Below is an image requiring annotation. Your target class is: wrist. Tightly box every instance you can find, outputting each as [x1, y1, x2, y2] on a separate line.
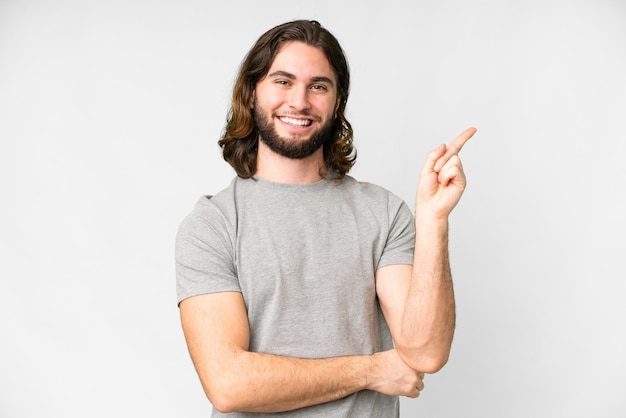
[414, 213, 449, 257]
[415, 212, 449, 234]
[414, 203, 450, 222]
[362, 354, 376, 391]
[363, 351, 388, 392]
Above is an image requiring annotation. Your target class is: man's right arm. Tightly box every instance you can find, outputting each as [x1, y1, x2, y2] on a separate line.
[179, 292, 424, 414]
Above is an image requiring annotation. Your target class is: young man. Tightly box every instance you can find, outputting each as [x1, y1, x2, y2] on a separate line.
[176, 20, 475, 417]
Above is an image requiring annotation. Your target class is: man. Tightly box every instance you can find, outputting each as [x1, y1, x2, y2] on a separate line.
[176, 20, 475, 417]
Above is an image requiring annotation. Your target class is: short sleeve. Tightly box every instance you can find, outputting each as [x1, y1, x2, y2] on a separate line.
[175, 198, 241, 305]
[377, 196, 415, 269]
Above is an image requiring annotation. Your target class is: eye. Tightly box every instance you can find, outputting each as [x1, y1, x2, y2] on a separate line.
[311, 84, 328, 91]
[275, 79, 290, 86]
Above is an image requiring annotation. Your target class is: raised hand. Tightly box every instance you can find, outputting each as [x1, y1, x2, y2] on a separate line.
[416, 127, 476, 220]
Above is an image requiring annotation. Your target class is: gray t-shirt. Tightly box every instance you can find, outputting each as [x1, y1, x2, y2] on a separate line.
[176, 175, 415, 417]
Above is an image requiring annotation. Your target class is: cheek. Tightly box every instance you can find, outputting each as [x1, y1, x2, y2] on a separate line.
[260, 94, 287, 112]
[318, 98, 338, 118]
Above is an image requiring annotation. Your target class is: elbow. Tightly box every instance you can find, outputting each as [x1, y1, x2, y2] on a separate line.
[407, 355, 449, 375]
[202, 374, 248, 413]
[205, 384, 243, 414]
[209, 394, 238, 415]
[419, 356, 449, 374]
[396, 344, 451, 374]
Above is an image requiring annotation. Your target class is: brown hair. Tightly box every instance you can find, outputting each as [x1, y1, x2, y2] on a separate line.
[218, 20, 356, 178]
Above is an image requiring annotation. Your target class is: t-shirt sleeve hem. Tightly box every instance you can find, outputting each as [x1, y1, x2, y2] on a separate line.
[177, 287, 243, 306]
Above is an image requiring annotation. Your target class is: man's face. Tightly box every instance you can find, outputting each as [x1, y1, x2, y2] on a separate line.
[252, 41, 340, 159]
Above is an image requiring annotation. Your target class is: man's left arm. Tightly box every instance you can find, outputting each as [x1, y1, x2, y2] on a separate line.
[376, 127, 476, 373]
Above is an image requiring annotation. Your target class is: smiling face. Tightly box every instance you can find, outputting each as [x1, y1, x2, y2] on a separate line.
[252, 41, 340, 160]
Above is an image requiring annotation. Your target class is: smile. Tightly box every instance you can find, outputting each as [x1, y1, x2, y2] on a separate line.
[278, 116, 313, 127]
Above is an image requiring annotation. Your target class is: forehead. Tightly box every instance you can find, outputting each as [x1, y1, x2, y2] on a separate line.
[268, 41, 336, 82]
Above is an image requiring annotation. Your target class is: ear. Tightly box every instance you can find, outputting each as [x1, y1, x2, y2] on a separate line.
[250, 88, 256, 109]
[334, 97, 341, 118]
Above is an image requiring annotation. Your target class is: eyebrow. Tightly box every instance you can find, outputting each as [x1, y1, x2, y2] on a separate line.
[268, 70, 335, 86]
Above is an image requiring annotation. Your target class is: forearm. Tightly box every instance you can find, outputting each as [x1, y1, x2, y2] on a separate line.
[202, 349, 370, 413]
[397, 216, 456, 373]
[182, 292, 421, 413]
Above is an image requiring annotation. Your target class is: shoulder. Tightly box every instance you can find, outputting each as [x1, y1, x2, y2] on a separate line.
[180, 177, 252, 221]
[176, 178, 244, 244]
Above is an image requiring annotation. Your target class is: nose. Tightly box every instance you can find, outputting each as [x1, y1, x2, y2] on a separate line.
[287, 85, 311, 112]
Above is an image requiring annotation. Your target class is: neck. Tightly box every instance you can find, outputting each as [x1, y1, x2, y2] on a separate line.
[255, 141, 325, 184]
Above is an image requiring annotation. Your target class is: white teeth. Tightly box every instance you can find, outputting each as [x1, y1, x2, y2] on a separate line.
[280, 116, 312, 127]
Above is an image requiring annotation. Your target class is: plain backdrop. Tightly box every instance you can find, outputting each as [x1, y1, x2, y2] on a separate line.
[1, 0, 625, 417]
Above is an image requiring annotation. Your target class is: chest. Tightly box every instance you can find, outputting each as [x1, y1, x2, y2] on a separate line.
[233, 192, 387, 313]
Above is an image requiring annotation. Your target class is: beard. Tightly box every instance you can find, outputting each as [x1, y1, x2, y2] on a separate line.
[252, 100, 334, 160]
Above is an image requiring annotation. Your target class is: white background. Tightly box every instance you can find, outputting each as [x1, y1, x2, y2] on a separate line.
[1, 0, 625, 417]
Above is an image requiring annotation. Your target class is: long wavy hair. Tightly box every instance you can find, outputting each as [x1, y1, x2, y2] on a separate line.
[218, 20, 356, 179]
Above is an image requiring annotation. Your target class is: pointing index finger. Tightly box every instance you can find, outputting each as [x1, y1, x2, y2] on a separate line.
[449, 127, 477, 154]
[433, 127, 477, 171]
